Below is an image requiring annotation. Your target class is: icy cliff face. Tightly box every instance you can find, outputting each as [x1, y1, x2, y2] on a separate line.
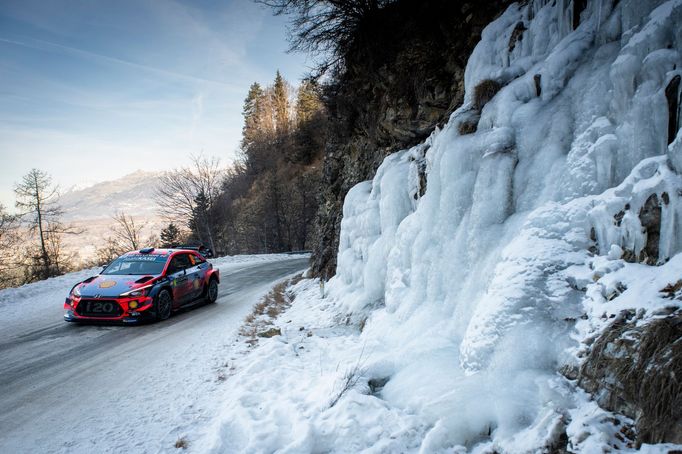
[330, 0, 682, 449]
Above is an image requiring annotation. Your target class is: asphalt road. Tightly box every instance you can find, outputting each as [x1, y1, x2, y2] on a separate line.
[0, 257, 309, 453]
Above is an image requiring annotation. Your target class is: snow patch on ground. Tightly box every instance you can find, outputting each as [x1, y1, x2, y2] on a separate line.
[195, 279, 428, 453]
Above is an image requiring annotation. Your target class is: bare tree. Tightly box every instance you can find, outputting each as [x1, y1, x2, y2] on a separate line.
[258, 0, 392, 75]
[155, 155, 223, 253]
[111, 212, 145, 251]
[0, 204, 21, 288]
[14, 169, 80, 280]
[94, 212, 147, 265]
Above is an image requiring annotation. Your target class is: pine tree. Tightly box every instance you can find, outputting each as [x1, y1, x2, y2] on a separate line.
[191, 190, 216, 253]
[272, 70, 291, 135]
[292, 78, 327, 164]
[242, 82, 264, 119]
[241, 83, 264, 148]
[295, 79, 323, 125]
[160, 222, 181, 248]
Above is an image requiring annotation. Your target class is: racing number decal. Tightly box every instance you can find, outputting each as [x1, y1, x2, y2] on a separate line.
[85, 301, 114, 313]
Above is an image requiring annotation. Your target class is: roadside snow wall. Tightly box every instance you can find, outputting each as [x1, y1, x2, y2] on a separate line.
[329, 0, 682, 450]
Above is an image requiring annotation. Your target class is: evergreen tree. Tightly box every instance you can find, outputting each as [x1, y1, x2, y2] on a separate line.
[272, 70, 291, 135]
[242, 82, 264, 119]
[295, 79, 323, 125]
[241, 82, 265, 152]
[293, 79, 327, 163]
[160, 223, 181, 248]
[190, 190, 216, 252]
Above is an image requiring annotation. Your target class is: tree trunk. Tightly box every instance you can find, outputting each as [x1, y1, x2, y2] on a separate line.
[34, 179, 50, 279]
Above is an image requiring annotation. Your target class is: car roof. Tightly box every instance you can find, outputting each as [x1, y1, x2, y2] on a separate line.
[123, 248, 202, 257]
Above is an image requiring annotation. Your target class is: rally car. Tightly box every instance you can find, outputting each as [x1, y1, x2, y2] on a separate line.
[64, 248, 220, 324]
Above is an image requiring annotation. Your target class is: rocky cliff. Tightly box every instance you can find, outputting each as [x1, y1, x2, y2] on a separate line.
[577, 307, 682, 446]
[312, 0, 512, 278]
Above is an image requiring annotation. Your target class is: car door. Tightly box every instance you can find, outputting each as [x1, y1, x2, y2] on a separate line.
[167, 254, 192, 305]
[184, 253, 204, 301]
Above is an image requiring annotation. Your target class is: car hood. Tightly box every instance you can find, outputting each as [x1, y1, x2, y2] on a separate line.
[77, 274, 161, 298]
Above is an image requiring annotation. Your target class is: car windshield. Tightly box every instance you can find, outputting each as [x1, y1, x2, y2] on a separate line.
[102, 254, 168, 275]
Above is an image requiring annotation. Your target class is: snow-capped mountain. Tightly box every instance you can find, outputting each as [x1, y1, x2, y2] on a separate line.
[58, 170, 162, 220]
[56, 170, 166, 261]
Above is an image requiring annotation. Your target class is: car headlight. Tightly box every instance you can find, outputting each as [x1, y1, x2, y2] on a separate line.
[120, 285, 152, 298]
[72, 285, 82, 297]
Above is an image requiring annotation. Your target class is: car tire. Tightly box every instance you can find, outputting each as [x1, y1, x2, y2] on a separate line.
[206, 279, 218, 303]
[155, 289, 172, 321]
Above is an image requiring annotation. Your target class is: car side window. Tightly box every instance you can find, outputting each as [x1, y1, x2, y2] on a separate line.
[167, 257, 179, 274]
[190, 253, 205, 265]
[168, 254, 191, 274]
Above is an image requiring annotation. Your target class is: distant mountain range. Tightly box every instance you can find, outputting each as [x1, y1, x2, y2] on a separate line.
[57, 170, 168, 262]
[59, 170, 163, 220]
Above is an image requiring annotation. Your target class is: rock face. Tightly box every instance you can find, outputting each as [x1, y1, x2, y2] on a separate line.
[311, 0, 512, 278]
[578, 308, 682, 446]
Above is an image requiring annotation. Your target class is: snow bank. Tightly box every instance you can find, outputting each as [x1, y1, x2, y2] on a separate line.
[200, 0, 682, 451]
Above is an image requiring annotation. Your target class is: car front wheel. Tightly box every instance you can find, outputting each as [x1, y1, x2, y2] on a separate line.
[155, 289, 172, 321]
[207, 279, 218, 303]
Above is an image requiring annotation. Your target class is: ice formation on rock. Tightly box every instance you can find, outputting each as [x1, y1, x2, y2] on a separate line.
[330, 0, 682, 449]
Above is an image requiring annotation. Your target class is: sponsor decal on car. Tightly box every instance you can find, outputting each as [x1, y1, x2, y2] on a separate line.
[123, 255, 163, 261]
[99, 280, 117, 289]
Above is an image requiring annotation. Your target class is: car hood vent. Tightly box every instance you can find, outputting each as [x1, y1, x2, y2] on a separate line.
[135, 275, 155, 284]
[82, 276, 98, 284]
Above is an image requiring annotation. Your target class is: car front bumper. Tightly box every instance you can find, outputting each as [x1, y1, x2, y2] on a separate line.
[64, 296, 154, 324]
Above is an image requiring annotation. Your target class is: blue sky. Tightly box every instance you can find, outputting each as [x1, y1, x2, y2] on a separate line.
[0, 0, 310, 209]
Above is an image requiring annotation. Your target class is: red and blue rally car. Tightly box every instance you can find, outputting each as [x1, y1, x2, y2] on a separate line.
[64, 248, 220, 323]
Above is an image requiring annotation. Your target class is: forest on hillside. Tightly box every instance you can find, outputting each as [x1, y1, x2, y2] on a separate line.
[154, 71, 327, 257]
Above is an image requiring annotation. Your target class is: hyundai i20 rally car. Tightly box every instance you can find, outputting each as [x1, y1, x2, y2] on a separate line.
[64, 248, 220, 323]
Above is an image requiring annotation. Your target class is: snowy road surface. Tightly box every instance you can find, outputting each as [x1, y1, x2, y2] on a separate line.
[0, 257, 309, 453]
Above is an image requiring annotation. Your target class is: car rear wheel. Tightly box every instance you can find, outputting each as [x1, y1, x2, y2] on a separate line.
[207, 279, 218, 303]
[155, 289, 172, 321]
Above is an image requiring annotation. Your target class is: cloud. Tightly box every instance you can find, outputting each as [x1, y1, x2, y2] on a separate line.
[0, 36, 244, 92]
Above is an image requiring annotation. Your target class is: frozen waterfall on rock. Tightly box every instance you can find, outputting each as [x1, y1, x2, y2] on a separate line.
[329, 0, 682, 450]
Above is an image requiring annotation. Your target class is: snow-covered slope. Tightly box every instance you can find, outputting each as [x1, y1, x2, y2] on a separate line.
[200, 0, 682, 452]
